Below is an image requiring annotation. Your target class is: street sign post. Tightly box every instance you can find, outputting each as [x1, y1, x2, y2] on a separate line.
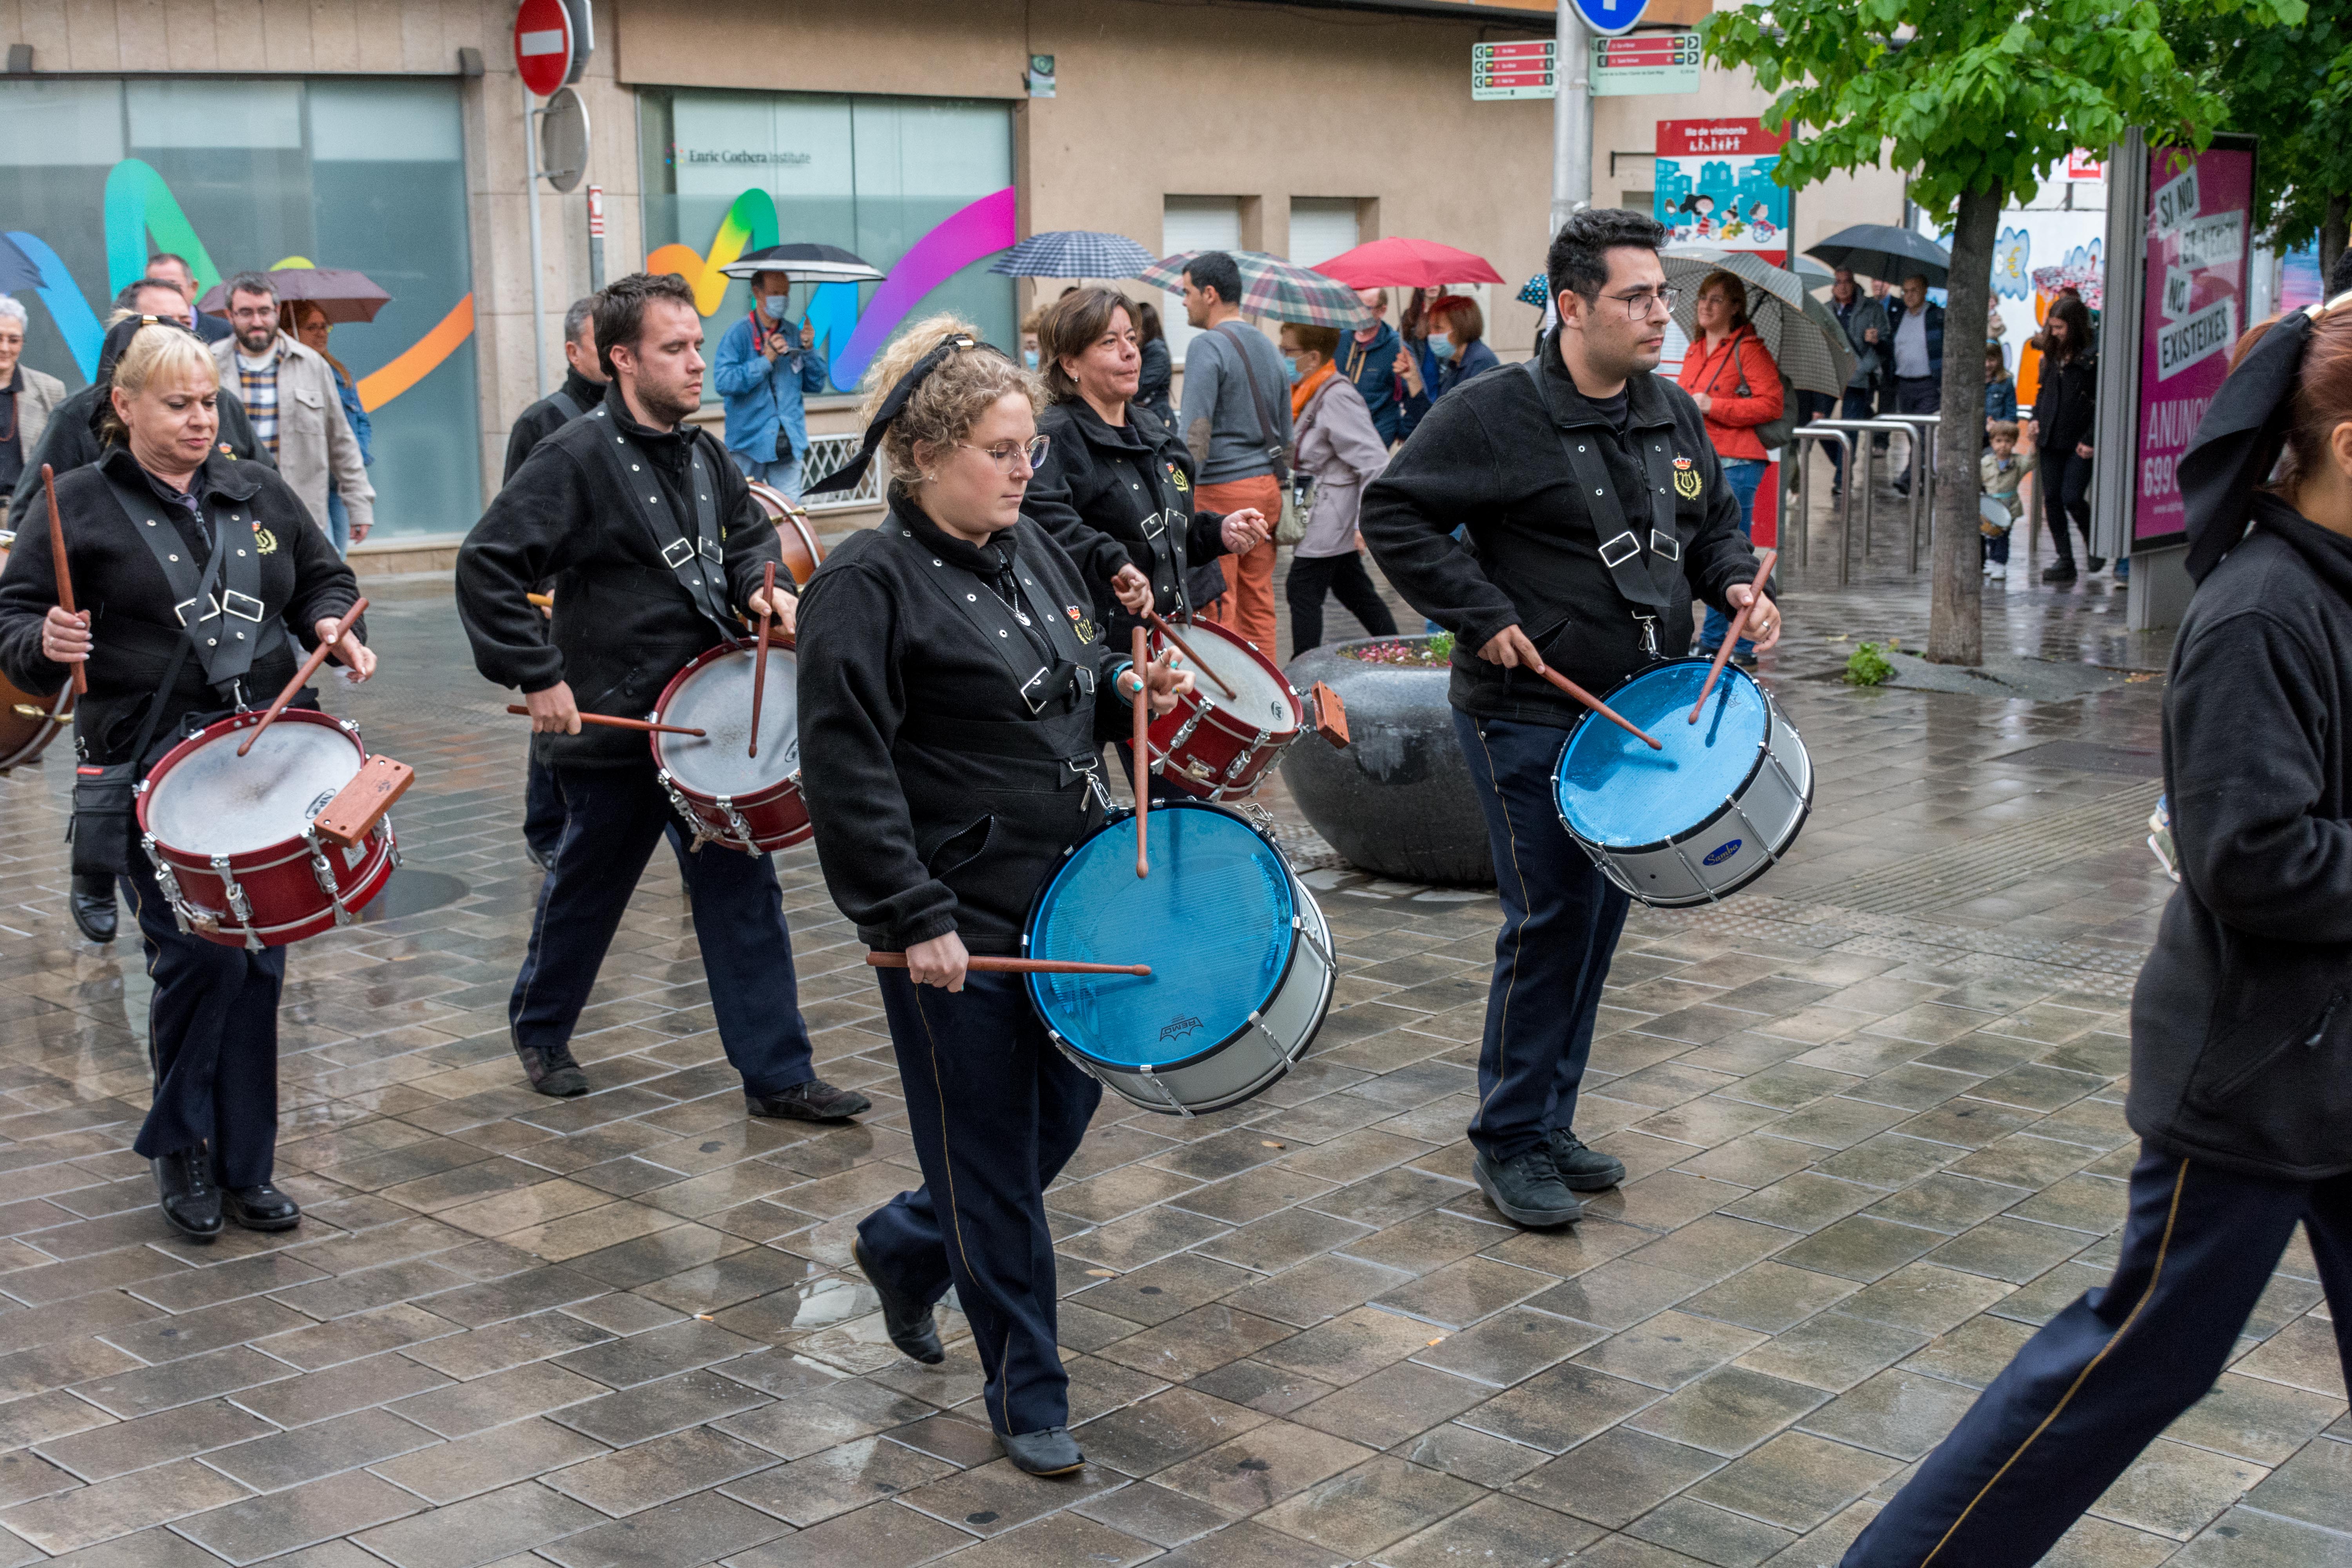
[1591, 32, 1699, 95]
[514, 0, 572, 98]
[1472, 40, 1555, 101]
[1572, 0, 1651, 38]
[539, 86, 590, 194]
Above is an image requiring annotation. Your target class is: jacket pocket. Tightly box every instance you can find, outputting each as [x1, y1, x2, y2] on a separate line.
[2192, 992, 2341, 1112]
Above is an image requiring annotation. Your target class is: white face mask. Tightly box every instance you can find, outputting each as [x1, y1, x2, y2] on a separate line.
[762, 294, 788, 319]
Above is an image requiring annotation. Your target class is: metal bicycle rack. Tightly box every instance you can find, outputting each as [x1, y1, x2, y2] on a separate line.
[1803, 418, 1916, 576]
[1784, 426, 1853, 583]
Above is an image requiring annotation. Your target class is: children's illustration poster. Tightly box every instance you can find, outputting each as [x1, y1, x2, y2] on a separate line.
[1655, 120, 1790, 265]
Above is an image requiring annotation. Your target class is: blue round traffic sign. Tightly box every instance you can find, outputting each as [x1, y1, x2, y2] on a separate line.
[1575, 0, 1651, 38]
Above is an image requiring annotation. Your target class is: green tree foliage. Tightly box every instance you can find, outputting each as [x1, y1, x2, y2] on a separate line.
[1705, 0, 2303, 664]
[2167, 0, 2352, 270]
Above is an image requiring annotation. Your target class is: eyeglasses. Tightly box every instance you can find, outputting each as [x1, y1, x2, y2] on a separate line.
[958, 435, 1050, 473]
[1596, 286, 1679, 319]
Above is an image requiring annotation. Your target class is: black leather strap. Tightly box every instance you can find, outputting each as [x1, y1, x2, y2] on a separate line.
[1523, 358, 1687, 611]
[884, 523, 1096, 715]
[102, 474, 282, 692]
[584, 407, 735, 632]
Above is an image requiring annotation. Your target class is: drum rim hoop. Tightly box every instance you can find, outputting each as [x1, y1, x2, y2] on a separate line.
[1552, 659, 1777, 854]
[1022, 798, 1305, 1076]
[137, 706, 365, 838]
[650, 635, 800, 775]
[1154, 620, 1305, 738]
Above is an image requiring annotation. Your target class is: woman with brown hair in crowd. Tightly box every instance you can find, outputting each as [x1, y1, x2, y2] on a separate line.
[1678, 268, 1783, 664]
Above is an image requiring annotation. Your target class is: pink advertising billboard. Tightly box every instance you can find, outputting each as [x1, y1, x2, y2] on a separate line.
[2133, 140, 2255, 544]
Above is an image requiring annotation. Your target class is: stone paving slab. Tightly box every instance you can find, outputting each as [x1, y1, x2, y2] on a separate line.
[0, 493, 2340, 1567]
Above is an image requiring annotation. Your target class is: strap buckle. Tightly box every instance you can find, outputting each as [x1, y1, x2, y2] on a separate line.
[697, 536, 724, 564]
[172, 595, 217, 627]
[220, 589, 265, 622]
[1598, 531, 1641, 568]
[1648, 530, 1681, 563]
[1018, 665, 1052, 715]
[660, 537, 695, 570]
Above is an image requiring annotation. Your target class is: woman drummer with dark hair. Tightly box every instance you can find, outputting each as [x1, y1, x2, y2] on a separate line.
[796, 314, 1190, 1476]
[0, 315, 371, 1243]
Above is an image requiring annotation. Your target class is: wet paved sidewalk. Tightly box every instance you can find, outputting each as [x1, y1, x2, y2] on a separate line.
[0, 492, 2341, 1568]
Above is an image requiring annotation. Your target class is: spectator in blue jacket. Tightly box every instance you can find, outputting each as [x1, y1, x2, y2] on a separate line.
[712, 271, 829, 498]
[291, 301, 371, 555]
[1397, 295, 1499, 437]
[1338, 288, 1404, 444]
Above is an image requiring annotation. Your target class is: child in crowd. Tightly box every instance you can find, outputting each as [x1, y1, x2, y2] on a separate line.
[1980, 419, 2034, 581]
[1982, 343, 2016, 443]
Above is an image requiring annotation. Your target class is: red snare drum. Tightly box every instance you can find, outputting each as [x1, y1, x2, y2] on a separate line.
[136, 708, 399, 949]
[651, 639, 809, 853]
[746, 480, 825, 586]
[1144, 618, 1305, 800]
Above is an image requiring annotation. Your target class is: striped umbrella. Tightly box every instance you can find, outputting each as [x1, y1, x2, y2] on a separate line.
[1138, 250, 1372, 328]
[989, 231, 1154, 279]
[1661, 247, 1855, 397]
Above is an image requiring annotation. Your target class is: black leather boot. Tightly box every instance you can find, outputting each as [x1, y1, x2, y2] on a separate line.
[70, 873, 118, 943]
[517, 1044, 588, 1097]
[153, 1147, 222, 1241]
[853, 1239, 944, 1364]
[220, 1183, 301, 1231]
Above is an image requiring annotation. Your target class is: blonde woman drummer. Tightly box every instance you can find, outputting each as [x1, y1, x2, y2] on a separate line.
[0, 316, 370, 1242]
[797, 316, 1189, 1476]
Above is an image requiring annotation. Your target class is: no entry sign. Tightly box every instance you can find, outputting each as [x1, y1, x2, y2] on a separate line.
[514, 0, 572, 98]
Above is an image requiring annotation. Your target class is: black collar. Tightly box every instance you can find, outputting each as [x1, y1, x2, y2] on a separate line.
[562, 367, 606, 411]
[600, 382, 693, 465]
[1062, 396, 1151, 453]
[2252, 492, 2352, 602]
[891, 495, 1018, 578]
[1536, 335, 1672, 433]
[97, 443, 262, 506]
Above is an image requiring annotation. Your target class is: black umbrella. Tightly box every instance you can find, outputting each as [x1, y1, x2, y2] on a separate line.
[1805, 224, 1953, 289]
[720, 243, 885, 285]
[0, 235, 42, 294]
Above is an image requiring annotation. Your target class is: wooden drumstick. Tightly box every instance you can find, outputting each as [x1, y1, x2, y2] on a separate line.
[748, 560, 776, 760]
[526, 591, 554, 608]
[1689, 548, 1778, 724]
[504, 705, 706, 738]
[1530, 662, 1662, 751]
[237, 595, 367, 757]
[1132, 625, 1151, 879]
[1145, 611, 1237, 699]
[40, 467, 85, 698]
[866, 953, 1152, 978]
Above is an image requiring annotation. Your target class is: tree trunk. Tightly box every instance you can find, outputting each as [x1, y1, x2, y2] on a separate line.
[1926, 179, 2003, 666]
[2322, 193, 2349, 291]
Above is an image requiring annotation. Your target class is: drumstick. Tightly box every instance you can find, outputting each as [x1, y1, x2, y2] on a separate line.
[1132, 625, 1151, 879]
[748, 560, 776, 760]
[526, 592, 554, 608]
[504, 705, 706, 738]
[1145, 611, 1237, 699]
[866, 953, 1152, 978]
[1689, 549, 1778, 724]
[1530, 662, 1662, 751]
[40, 467, 85, 698]
[237, 595, 367, 757]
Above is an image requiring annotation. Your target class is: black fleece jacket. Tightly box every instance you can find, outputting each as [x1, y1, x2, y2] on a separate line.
[8, 383, 272, 535]
[456, 384, 787, 768]
[501, 367, 608, 484]
[2031, 352, 2098, 456]
[2129, 494, 2352, 1180]
[1025, 397, 1229, 645]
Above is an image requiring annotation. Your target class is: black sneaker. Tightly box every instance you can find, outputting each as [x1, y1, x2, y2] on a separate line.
[2040, 563, 2078, 584]
[1547, 1130, 1626, 1192]
[1472, 1145, 1581, 1228]
[748, 1079, 871, 1122]
[518, 1045, 589, 1098]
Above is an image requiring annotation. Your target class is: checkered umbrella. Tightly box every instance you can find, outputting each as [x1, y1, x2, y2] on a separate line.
[1661, 248, 1855, 397]
[989, 231, 1155, 279]
[1138, 251, 1372, 328]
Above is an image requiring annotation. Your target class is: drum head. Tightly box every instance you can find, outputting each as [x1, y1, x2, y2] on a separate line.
[1029, 804, 1297, 1069]
[146, 718, 362, 857]
[1169, 623, 1299, 736]
[1556, 662, 1769, 850]
[661, 647, 801, 796]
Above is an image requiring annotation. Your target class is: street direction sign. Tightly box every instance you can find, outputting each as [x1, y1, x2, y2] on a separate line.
[1473, 40, 1555, 101]
[1573, 0, 1652, 38]
[514, 0, 572, 98]
[1592, 32, 1700, 96]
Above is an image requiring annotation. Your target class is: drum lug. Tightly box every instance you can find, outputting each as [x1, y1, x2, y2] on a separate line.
[303, 827, 354, 927]
[1223, 731, 1270, 784]
[656, 768, 723, 853]
[145, 835, 195, 935]
[211, 853, 265, 950]
[1131, 1063, 1194, 1118]
[715, 795, 758, 855]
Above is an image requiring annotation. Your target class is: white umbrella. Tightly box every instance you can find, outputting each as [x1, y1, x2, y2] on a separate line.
[1661, 247, 1855, 397]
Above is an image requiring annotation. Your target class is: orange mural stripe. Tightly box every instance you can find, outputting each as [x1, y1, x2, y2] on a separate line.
[356, 294, 475, 413]
[646, 243, 710, 299]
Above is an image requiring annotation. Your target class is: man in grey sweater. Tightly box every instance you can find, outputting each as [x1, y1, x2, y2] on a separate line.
[1178, 251, 1290, 650]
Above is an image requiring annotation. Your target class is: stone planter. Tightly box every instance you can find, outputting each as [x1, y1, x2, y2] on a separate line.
[1280, 638, 1494, 886]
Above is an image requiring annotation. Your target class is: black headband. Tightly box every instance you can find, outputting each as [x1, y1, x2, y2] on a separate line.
[805, 332, 1011, 495]
[2175, 300, 2339, 584]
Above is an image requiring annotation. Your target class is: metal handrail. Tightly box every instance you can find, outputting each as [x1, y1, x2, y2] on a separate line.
[1784, 426, 1854, 583]
[1881, 412, 1941, 573]
[1807, 418, 1913, 570]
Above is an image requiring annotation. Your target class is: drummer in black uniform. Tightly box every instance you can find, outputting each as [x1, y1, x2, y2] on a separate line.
[1025, 286, 1268, 797]
[0, 317, 369, 1241]
[1361, 209, 1781, 1230]
[796, 315, 1190, 1476]
[456, 272, 866, 1123]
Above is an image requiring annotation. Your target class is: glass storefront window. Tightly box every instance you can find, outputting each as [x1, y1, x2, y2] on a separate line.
[638, 87, 1015, 394]
[0, 76, 480, 539]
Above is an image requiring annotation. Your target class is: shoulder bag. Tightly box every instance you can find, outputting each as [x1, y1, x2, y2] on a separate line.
[1214, 323, 1305, 546]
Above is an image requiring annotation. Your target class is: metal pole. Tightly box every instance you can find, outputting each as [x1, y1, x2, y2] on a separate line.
[523, 78, 549, 398]
[1551, 2, 1592, 235]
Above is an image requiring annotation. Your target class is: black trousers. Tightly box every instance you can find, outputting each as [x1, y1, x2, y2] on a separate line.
[2043, 448, 2096, 566]
[510, 760, 813, 1096]
[123, 848, 287, 1186]
[1846, 1143, 2352, 1566]
[857, 970, 1100, 1435]
[1285, 550, 1398, 660]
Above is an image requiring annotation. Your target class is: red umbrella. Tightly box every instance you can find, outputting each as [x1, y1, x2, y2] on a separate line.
[197, 267, 391, 325]
[1312, 238, 1506, 289]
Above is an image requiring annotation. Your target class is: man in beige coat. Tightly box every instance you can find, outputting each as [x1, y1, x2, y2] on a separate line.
[0, 296, 69, 509]
[212, 272, 374, 543]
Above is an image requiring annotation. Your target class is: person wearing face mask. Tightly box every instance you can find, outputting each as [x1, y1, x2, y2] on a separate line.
[1339, 288, 1404, 445]
[796, 317, 1191, 1477]
[1281, 321, 1398, 657]
[1397, 295, 1499, 437]
[712, 268, 827, 500]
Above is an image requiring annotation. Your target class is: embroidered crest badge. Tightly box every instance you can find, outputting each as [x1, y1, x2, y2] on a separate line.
[1066, 605, 1097, 644]
[1167, 463, 1190, 494]
[252, 526, 279, 555]
[1671, 456, 1702, 500]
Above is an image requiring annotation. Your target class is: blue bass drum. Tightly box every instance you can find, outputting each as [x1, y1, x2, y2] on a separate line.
[1552, 659, 1812, 907]
[1025, 801, 1334, 1116]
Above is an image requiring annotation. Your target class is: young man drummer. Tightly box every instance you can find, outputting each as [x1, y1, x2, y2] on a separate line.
[1361, 209, 1782, 1229]
[456, 272, 867, 1122]
[795, 316, 1189, 1475]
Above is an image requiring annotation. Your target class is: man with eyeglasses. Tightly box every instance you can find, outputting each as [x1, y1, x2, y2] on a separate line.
[456, 272, 870, 1126]
[1363, 208, 1780, 1230]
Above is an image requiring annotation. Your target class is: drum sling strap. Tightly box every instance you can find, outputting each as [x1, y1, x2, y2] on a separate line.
[103, 474, 285, 697]
[1522, 357, 1690, 615]
[545, 389, 583, 423]
[583, 407, 738, 634]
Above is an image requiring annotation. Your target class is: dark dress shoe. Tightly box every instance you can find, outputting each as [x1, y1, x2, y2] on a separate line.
[70, 873, 118, 943]
[1473, 1146, 1581, 1228]
[854, 1239, 944, 1365]
[2088, 556, 2107, 573]
[1000, 1426, 1086, 1476]
[1548, 1130, 1627, 1192]
[517, 1045, 589, 1097]
[2041, 563, 2078, 583]
[153, 1148, 222, 1242]
[221, 1183, 301, 1231]
[748, 1079, 871, 1122]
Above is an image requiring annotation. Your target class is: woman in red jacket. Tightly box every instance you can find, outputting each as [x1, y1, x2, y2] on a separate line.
[1679, 270, 1782, 664]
